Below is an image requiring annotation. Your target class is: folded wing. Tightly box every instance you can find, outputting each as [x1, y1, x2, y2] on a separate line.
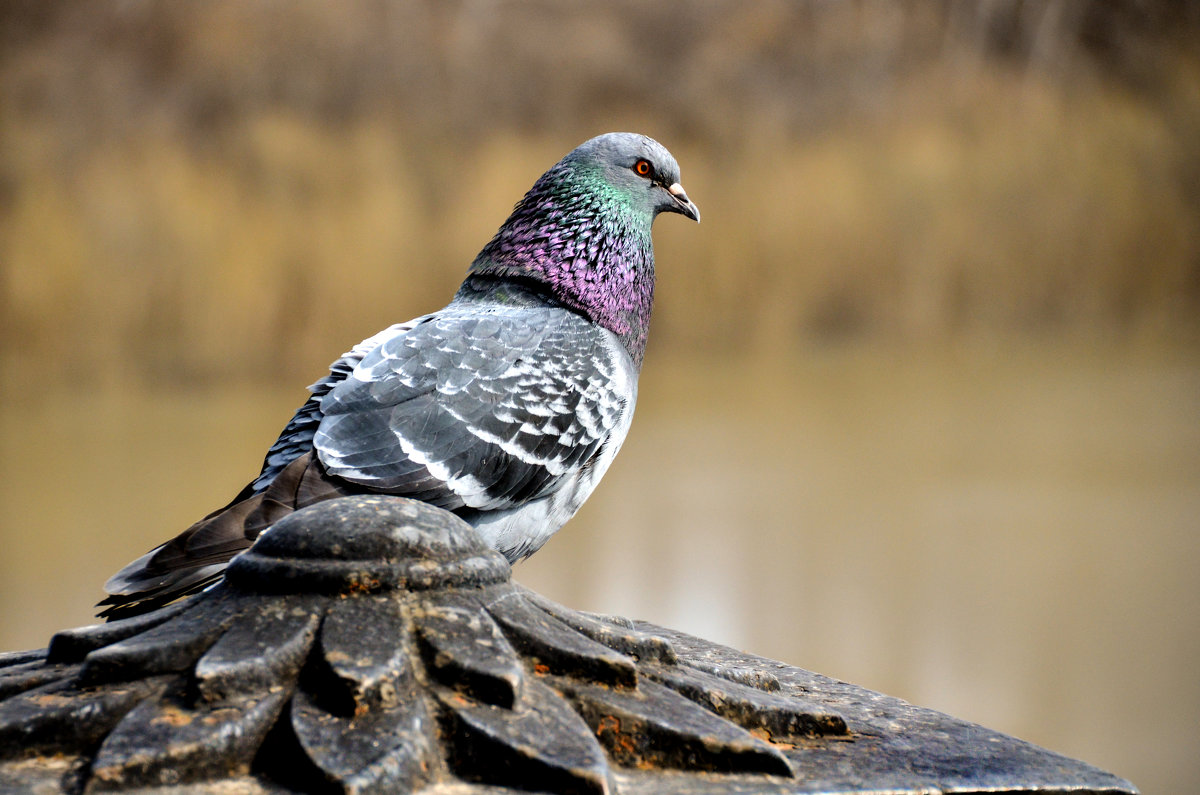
[315, 306, 631, 512]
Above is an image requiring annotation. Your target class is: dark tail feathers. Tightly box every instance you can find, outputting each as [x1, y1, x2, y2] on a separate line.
[97, 453, 352, 620]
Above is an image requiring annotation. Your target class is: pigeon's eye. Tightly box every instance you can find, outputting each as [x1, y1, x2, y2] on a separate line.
[633, 159, 653, 178]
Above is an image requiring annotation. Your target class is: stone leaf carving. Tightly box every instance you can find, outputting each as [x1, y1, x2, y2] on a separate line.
[0, 496, 847, 794]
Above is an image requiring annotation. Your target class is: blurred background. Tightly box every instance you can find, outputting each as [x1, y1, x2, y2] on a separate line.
[1, 1, 1197, 791]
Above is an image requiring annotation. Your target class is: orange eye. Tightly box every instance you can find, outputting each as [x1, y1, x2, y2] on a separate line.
[633, 159, 653, 178]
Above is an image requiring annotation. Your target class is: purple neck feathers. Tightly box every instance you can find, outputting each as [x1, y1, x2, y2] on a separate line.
[460, 163, 656, 367]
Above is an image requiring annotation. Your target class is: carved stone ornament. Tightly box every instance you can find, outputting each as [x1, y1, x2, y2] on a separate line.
[0, 496, 1137, 794]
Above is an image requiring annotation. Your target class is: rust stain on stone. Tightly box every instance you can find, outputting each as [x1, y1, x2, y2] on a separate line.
[152, 705, 194, 727]
[596, 713, 637, 758]
[751, 726, 796, 750]
[346, 576, 381, 594]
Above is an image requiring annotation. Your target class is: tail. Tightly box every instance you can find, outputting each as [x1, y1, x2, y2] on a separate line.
[97, 452, 352, 620]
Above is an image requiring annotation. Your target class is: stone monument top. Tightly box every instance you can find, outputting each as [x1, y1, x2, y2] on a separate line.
[0, 496, 1137, 793]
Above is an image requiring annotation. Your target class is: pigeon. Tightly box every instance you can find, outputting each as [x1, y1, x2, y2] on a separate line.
[99, 132, 699, 619]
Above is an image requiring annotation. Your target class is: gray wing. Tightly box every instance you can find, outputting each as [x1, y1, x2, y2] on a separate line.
[314, 306, 633, 511]
[248, 322, 419, 494]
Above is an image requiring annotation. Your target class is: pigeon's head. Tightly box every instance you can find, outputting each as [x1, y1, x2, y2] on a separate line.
[564, 132, 700, 223]
[464, 132, 697, 366]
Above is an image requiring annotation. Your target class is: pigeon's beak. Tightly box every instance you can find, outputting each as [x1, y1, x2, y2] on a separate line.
[667, 182, 700, 223]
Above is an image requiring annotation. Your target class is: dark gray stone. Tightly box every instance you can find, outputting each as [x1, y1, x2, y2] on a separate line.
[0, 496, 1138, 794]
[414, 598, 525, 709]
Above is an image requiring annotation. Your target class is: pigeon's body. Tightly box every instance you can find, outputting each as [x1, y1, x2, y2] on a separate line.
[100, 132, 698, 619]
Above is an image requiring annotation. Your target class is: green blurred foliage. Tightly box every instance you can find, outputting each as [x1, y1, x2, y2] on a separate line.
[1, 0, 1197, 391]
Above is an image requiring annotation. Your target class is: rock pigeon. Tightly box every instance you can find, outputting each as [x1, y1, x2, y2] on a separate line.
[99, 132, 699, 619]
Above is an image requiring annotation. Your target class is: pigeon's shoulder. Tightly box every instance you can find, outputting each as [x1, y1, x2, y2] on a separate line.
[314, 304, 637, 511]
[248, 320, 423, 493]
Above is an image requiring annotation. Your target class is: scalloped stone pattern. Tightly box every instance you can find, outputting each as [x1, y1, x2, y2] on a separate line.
[0, 496, 847, 794]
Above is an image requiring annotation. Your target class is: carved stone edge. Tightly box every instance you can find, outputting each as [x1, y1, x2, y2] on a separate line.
[631, 624, 1140, 795]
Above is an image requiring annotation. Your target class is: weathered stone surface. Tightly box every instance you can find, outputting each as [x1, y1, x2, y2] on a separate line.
[0, 496, 1138, 794]
[565, 677, 794, 777]
[438, 677, 611, 795]
[311, 596, 413, 718]
[414, 600, 525, 709]
[486, 592, 638, 688]
[0, 656, 74, 700]
[523, 589, 677, 665]
[285, 681, 436, 794]
[0, 675, 170, 760]
[194, 598, 321, 703]
[224, 496, 510, 595]
[640, 662, 846, 740]
[46, 600, 194, 664]
[89, 679, 291, 791]
[77, 592, 241, 685]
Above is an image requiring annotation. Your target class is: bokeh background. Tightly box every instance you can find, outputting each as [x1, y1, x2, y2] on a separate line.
[2, 1, 1198, 791]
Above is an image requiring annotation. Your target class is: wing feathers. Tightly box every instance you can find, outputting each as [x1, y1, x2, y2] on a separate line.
[315, 305, 630, 512]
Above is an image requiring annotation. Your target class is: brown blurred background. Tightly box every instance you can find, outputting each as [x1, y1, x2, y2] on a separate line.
[1, 1, 1197, 791]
